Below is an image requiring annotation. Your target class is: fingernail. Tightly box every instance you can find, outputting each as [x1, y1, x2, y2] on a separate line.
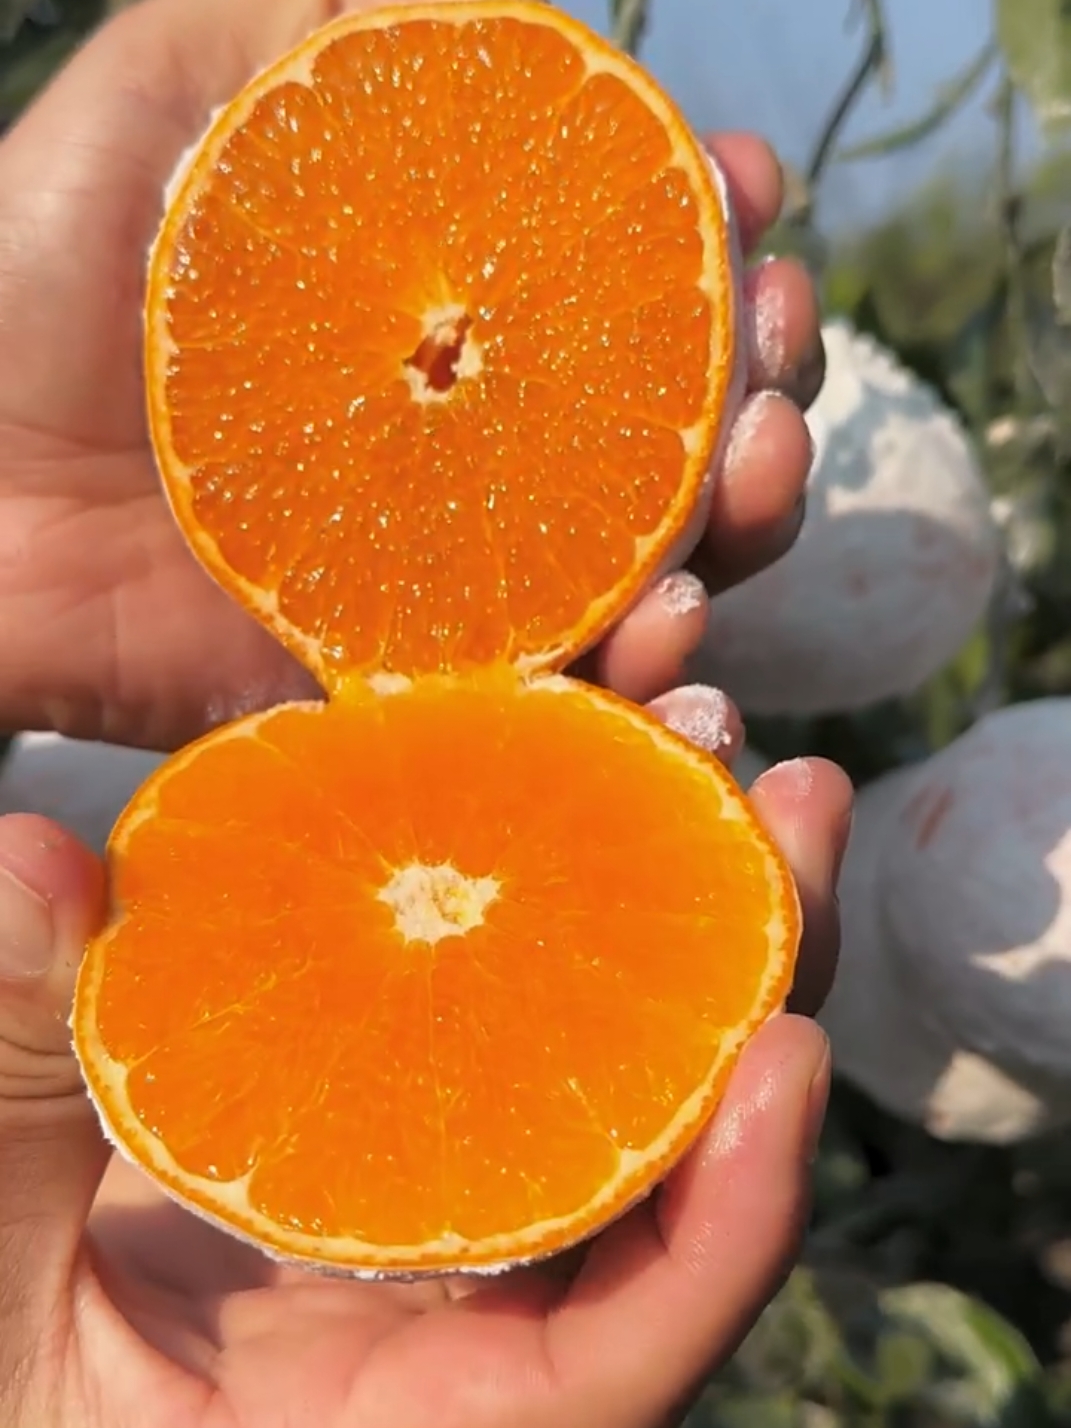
[772, 755, 816, 800]
[803, 1033, 832, 1163]
[654, 570, 707, 618]
[0, 868, 54, 978]
[651, 684, 740, 757]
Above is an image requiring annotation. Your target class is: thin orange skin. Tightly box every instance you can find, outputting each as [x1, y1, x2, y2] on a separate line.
[72, 684, 800, 1280]
[142, 0, 741, 695]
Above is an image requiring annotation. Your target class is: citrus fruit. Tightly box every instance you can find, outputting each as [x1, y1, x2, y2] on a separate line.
[72, 0, 801, 1277]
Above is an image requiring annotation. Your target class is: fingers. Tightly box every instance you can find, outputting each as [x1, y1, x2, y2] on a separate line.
[689, 391, 813, 594]
[682, 137, 823, 600]
[701, 134, 784, 257]
[645, 685, 744, 765]
[590, 572, 710, 705]
[701, 134, 823, 411]
[636, 693, 851, 1015]
[749, 759, 854, 1016]
[645, 688, 856, 1016]
[0, 816, 108, 1342]
[644, 693, 851, 1015]
[546, 1015, 830, 1428]
[744, 257, 825, 410]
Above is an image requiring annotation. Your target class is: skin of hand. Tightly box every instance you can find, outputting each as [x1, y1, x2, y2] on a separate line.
[0, 2, 851, 1424]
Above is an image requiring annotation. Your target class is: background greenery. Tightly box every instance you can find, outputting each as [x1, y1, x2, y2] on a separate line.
[6, 0, 1071, 1421]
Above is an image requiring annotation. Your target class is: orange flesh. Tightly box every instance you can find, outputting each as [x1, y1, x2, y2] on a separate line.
[152, 11, 733, 685]
[73, 3, 793, 1275]
[78, 676, 795, 1264]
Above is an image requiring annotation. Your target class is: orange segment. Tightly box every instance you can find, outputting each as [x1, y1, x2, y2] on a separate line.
[146, 3, 737, 686]
[75, 676, 796, 1272]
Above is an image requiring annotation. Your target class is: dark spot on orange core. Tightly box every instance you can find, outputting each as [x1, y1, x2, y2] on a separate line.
[405, 314, 473, 393]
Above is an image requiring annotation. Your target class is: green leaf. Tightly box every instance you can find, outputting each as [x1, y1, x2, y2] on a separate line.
[877, 1283, 1046, 1425]
[690, 1392, 804, 1428]
[838, 40, 997, 161]
[1026, 298, 1071, 411]
[873, 1327, 936, 1404]
[997, 0, 1071, 136]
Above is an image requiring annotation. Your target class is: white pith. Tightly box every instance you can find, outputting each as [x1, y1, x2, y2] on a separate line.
[378, 862, 499, 944]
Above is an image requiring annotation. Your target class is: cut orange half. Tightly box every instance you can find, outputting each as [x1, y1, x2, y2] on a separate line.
[72, 0, 799, 1277]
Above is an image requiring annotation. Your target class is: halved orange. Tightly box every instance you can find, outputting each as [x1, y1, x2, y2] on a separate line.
[72, 0, 799, 1276]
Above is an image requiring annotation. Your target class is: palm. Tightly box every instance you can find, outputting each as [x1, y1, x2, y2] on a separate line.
[69, 994, 829, 1428]
[80, 1158, 618, 1428]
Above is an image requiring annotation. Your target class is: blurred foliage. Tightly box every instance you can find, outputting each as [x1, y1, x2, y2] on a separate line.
[693, 1271, 1055, 1428]
[8, 0, 1071, 1424]
[0, 0, 109, 125]
[997, 0, 1071, 141]
[702, 1, 1071, 1422]
[689, 1084, 1071, 1426]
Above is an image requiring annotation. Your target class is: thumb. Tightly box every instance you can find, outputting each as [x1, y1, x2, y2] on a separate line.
[0, 814, 109, 1327]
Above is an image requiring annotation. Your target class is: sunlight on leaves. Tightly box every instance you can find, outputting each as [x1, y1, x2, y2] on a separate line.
[879, 1283, 1045, 1425]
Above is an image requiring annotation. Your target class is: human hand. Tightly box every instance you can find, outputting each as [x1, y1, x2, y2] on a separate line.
[0, 0, 824, 752]
[0, 7, 849, 1421]
[0, 742, 848, 1428]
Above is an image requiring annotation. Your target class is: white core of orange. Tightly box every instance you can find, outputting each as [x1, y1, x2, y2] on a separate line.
[378, 861, 500, 944]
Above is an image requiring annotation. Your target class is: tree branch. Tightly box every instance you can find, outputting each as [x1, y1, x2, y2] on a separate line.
[785, 0, 890, 235]
[805, 0, 890, 191]
[837, 38, 996, 162]
[610, 0, 649, 57]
